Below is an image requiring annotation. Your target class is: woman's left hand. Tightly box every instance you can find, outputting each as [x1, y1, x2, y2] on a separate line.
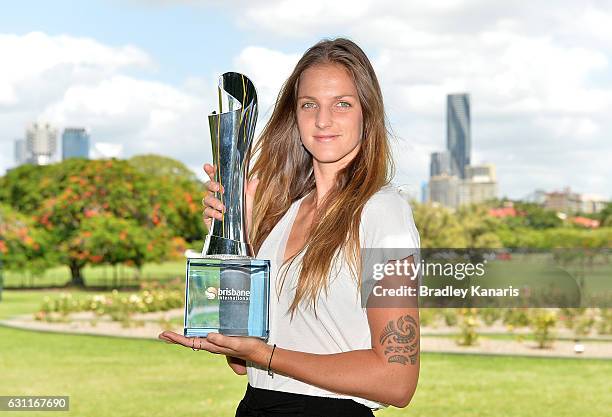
[158, 331, 271, 365]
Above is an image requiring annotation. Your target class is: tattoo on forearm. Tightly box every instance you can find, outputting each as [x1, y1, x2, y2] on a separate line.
[379, 314, 419, 365]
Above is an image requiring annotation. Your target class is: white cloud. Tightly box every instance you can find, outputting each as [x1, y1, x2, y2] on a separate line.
[211, 0, 612, 198]
[40, 75, 208, 156]
[239, 0, 369, 38]
[0, 31, 301, 184]
[0, 32, 151, 108]
[4, 1, 612, 199]
[232, 46, 301, 120]
[0, 32, 214, 180]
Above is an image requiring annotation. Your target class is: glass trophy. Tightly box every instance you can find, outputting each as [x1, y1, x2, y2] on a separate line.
[184, 72, 270, 340]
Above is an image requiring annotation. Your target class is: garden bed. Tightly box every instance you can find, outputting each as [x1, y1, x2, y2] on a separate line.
[0, 308, 184, 339]
[2, 309, 611, 359]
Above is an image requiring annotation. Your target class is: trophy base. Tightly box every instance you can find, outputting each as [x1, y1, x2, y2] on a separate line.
[184, 257, 270, 340]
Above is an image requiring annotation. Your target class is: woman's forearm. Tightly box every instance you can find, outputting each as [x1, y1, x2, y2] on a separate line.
[253, 345, 419, 408]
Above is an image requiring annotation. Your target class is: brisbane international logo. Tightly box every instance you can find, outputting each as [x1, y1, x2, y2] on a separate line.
[205, 287, 218, 300]
[203, 286, 250, 301]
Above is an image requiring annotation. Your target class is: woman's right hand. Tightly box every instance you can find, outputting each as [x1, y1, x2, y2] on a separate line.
[202, 163, 225, 231]
[202, 163, 259, 233]
[226, 355, 247, 375]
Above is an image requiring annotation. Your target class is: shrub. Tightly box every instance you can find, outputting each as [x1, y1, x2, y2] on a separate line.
[35, 284, 183, 324]
[443, 309, 458, 326]
[456, 308, 479, 346]
[479, 308, 503, 326]
[597, 308, 612, 335]
[529, 309, 557, 349]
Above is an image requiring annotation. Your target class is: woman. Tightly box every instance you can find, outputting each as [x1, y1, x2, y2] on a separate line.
[160, 37, 421, 416]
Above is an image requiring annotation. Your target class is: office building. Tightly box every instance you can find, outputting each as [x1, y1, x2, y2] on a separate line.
[421, 181, 429, 204]
[430, 151, 451, 177]
[14, 138, 28, 165]
[458, 164, 498, 206]
[544, 187, 582, 213]
[429, 174, 459, 208]
[25, 122, 57, 165]
[429, 164, 497, 208]
[447, 93, 471, 178]
[580, 194, 608, 214]
[543, 188, 608, 214]
[62, 127, 90, 160]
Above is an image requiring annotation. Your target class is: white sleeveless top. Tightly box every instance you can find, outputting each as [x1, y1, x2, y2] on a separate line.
[246, 184, 421, 410]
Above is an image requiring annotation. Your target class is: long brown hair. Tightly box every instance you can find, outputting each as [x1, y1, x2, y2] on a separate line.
[249, 37, 395, 317]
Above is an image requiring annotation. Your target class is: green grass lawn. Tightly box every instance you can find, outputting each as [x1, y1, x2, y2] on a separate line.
[2, 260, 186, 288]
[0, 290, 611, 416]
[422, 331, 612, 343]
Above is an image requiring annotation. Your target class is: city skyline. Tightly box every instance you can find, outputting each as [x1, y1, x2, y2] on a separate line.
[13, 124, 89, 165]
[428, 93, 498, 209]
[1, 1, 611, 200]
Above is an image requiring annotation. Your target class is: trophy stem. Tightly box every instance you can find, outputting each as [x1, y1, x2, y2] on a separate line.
[203, 235, 253, 259]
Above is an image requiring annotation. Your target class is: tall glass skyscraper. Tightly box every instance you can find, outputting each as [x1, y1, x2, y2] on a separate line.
[62, 127, 90, 160]
[446, 93, 471, 178]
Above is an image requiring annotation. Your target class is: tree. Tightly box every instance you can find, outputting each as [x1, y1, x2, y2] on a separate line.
[543, 227, 611, 249]
[457, 204, 503, 248]
[495, 227, 550, 249]
[509, 202, 562, 229]
[0, 159, 179, 286]
[412, 203, 467, 248]
[0, 163, 53, 213]
[80, 214, 172, 280]
[597, 203, 612, 227]
[129, 154, 206, 241]
[128, 154, 198, 182]
[0, 204, 52, 275]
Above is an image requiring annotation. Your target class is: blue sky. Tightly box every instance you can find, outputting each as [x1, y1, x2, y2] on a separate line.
[0, 0, 325, 84]
[1, 0, 610, 200]
[0, 0, 243, 84]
